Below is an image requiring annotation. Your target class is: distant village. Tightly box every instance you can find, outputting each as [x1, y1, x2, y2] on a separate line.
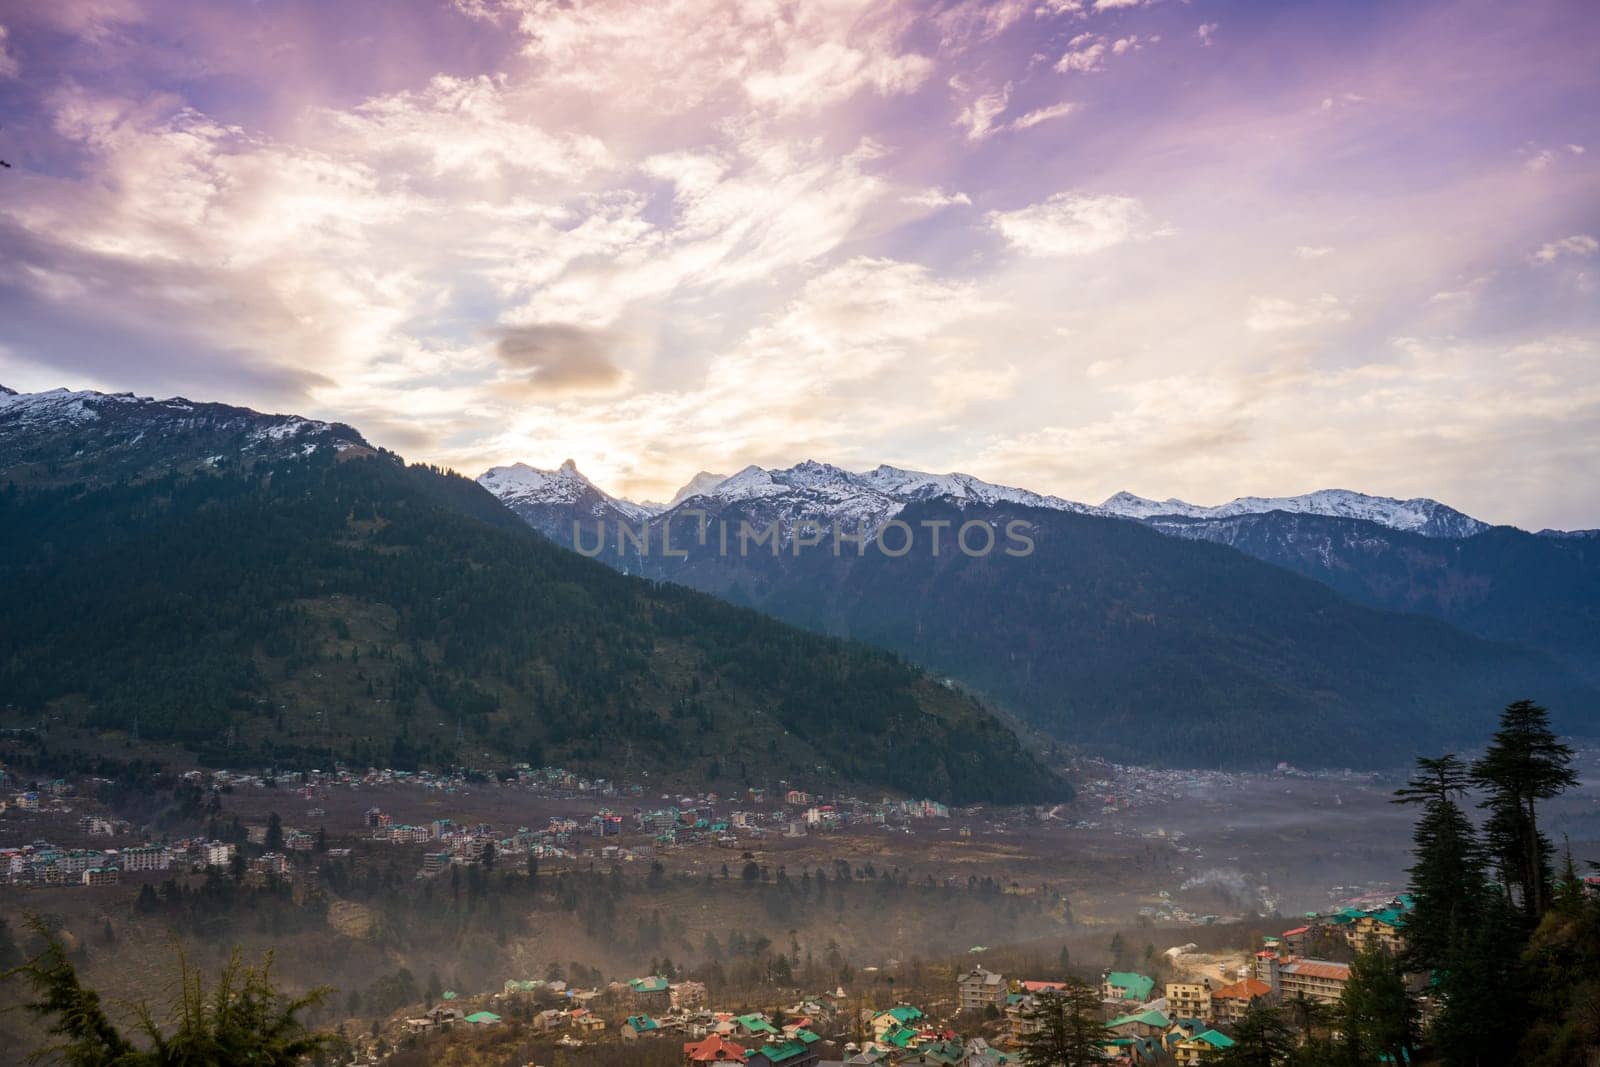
[0, 757, 1387, 900]
[0, 762, 968, 889]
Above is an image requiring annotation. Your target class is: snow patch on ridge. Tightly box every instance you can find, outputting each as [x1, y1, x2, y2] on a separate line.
[1099, 488, 1488, 537]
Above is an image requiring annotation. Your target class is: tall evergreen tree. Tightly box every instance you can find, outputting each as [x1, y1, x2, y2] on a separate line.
[1017, 984, 1110, 1067]
[1469, 699, 1577, 921]
[1392, 754, 1485, 971]
[1340, 948, 1418, 1067]
[1429, 889, 1526, 1066]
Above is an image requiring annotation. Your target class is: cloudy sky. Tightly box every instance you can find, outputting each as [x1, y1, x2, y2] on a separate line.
[0, 0, 1596, 528]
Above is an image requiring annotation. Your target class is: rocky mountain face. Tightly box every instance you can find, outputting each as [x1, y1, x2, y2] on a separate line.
[0, 385, 370, 486]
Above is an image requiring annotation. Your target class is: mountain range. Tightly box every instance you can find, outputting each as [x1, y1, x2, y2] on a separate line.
[476, 458, 1522, 541]
[475, 457, 1600, 767]
[3, 383, 1594, 776]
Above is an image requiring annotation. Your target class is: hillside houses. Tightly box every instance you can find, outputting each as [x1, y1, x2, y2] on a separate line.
[0, 838, 239, 887]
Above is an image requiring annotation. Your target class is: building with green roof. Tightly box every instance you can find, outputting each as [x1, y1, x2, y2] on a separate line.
[1107, 1009, 1170, 1034]
[737, 1013, 780, 1037]
[1101, 971, 1156, 1003]
[747, 1039, 821, 1067]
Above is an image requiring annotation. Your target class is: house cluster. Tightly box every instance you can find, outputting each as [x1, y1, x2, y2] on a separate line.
[961, 897, 1413, 1064]
[848, 1002, 1007, 1067]
[1, 778, 76, 815]
[406, 974, 864, 1067]
[1251, 896, 1413, 1005]
[951, 964, 1242, 1066]
[0, 837, 238, 887]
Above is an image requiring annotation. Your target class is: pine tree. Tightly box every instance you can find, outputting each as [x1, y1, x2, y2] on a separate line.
[264, 811, 283, 852]
[1429, 890, 1525, 1066]
[4, 918, 331, 1065]
[1392, 754, 1485, 971]
[1469, 699, 1577, 921]
[1017, 984, 1110, 1067]
[1340, 948, 1418, 1066]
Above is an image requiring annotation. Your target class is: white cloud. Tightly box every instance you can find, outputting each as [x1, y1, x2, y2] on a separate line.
[321, 75, 611, 183]
[902, 189, 973, 208]
[476, 0, 932, 117]
[1055, 34, 1106, 73]
[988, 192, 1164, 257]
[1295, 245, 1334, 259]
[1532, 234, 1598, 263]
[1196, 22, 1219, 47]
[1522, 143, 1583, 173]
[933, 0, 1031, 51]
[1245, 294, 1352, 332]
[1009, 101, 1077, 131]
[956, 86, 1011, 141]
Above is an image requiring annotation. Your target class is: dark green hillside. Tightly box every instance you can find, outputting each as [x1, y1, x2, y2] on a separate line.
[0, 455, 1064, 804]
[1150, 511, 1600, 684]
[623, 500, 1599, 769]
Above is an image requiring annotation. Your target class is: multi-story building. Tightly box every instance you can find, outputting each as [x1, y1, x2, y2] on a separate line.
[1272, 959, 1350, 1005]
[82, 867, 120, 887]
[1346, 909, 1407, 955]
[957, 966, 1007, 1013]
[1208, 978, 1272, 1023]
[1165, 981, 1210, 1022]
[119, 846, 170, 872]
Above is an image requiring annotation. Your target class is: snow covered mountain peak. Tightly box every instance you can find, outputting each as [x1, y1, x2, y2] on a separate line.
[666, 470, 730, 508]
[1099, 488, 1489, 538]
[657, 459, 1102, 535]
[0, 384, 368, 486]
[477, 460, 653, 523]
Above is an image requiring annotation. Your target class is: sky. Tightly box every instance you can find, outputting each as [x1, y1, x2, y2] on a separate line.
[0, 0, 1596, 529]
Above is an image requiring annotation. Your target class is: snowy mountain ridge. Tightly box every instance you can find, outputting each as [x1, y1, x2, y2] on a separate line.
[1099, 488, 1489, 538]
[479, 455, 1509, 538]
[0, 384, 368, 486]
[478, 460, 654, 524]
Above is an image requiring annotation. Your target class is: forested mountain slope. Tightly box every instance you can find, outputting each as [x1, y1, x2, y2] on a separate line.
[0, 452, 1063, 804]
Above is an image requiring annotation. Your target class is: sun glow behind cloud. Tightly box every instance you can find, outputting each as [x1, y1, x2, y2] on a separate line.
[0, 0, 1597, 527]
